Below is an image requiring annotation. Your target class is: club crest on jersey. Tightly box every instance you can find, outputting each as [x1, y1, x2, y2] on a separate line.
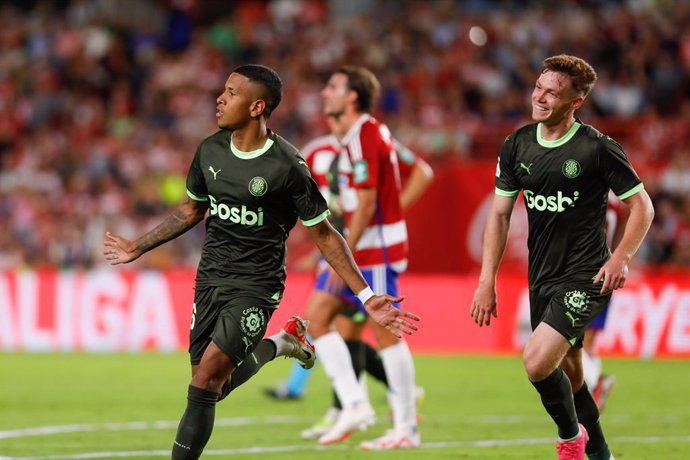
[240, 307, 265, 337]
[562, 159, 581, 179]
[564, 290, 589, 313]
[248, 177, 268, 196]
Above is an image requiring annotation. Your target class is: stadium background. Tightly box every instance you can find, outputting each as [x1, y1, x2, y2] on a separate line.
[1, 1, 689, 458]
[1, 0, 687, 358]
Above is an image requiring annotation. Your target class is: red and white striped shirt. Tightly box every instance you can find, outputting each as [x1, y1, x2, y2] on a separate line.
[338, 114, 408, 272]
[301, 133, 339, 200]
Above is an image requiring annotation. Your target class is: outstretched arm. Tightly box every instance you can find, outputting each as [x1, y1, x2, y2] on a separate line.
[308, 219, 419, 337]
[470, 194, 516, 327]
[104, 197, 208, 265]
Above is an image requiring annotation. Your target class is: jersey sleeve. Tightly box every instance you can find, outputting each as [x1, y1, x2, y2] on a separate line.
[185, 144, 208, 201]
[287, 154, 331, 227]
[394, 139, 416, 176]
[597, 137, 643, 200]
[351, 123, 382, 189]
[495, 134, 520, 197]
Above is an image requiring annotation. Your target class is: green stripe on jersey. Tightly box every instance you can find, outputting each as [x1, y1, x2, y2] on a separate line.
[302, 209, 331, 227]
[495, 187, 519, 197]
[187, 189, 208, 201]
[617, 182, 644, 200]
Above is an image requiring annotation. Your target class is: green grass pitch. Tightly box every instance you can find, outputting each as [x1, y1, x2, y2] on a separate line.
[1, 353, 689, 459]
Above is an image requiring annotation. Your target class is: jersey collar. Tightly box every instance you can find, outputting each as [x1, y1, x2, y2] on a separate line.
[536, 120, 581, 148]
[229, 132, 275, 159]
[340, 113, 371, 146]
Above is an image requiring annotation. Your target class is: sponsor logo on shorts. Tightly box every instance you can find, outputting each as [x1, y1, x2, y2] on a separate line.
[240, 307, 265, 337]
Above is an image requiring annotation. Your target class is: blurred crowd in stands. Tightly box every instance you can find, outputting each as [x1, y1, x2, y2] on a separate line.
[0, 0, 688, 270]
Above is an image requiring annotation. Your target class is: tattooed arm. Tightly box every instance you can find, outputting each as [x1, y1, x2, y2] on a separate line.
[308, 219, 419, 337]
[103, 197, 208, 265]
[309, 219, 368, 293]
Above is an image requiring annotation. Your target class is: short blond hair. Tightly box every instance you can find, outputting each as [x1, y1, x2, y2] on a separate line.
[542, 55, 597, 97]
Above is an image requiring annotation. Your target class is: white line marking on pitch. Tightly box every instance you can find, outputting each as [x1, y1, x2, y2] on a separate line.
[1, 417, 688, 459]
[0, 413, 680, 440]
[2, 436, 690, 459]
[0, 417, 299, 440]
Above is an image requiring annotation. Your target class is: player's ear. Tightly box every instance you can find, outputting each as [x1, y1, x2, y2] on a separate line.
[571, 95, 585, 111]
[250, 99, 266, 118]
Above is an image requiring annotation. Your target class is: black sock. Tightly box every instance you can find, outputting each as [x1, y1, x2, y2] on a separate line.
[531, 368, 579, 439]
[219, 339, 276, 401]
[171, 385, 219, 459]
[363, 342, 388, 385]
[574, 383, 609, 456]
[346, 340, 366, 376]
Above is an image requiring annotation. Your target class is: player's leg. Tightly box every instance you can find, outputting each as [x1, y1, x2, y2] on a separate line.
[561, 349, 614, 460]
[301, 312, 369, 441]
[524, 287, 586, 459]
[303, 268, 373, 445]
[584, 303, 615, 413]
[334, 310, 368, 404]
[355, 266, 419, 450]
[221, 314, 313, 399]
[524, 322, 587, 459]
[362, 317, 389, 386]
[172, 287, 242, 459]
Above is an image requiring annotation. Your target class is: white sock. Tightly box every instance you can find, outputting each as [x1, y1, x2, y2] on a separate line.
[582, 350, 602, 390]
[359, 372, 370, 405]
[314, 332, 366, 408]
[380, 340, 417, 433]
[266, 330, 291, 357]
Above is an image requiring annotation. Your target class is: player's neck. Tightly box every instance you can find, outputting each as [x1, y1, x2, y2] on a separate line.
[539, 116, 576, 141]
[230, 124, 269, 152]
[338, 110, 364, 136]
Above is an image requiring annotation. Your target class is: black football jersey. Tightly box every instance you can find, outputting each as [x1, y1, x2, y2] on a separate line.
[186, 130, 329, 306]
[495, 121, 643, 288]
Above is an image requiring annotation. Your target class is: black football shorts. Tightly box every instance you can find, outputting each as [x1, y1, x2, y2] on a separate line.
[189, 286, 274, 366]
[529, 281, 612, 348]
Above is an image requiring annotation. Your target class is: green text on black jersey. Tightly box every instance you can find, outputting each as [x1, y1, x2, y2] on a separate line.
[495, 121, 643, 288]
[186, 130, 329, 307]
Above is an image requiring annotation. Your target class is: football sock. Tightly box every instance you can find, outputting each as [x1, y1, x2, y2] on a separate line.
[574, 383, 610, 457]
[171, 385, 219, 459]
[314, 331, 366, 407]
[332, 339, 366, 409]
[581, 350, 602, 390]
[380, 340, 417, 432]
[531, 367, 579, 440]
[363, 341, 388, 385]
[219, 339, 276, 400]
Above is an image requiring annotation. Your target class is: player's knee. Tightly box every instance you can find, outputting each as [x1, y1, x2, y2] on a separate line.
[191, 366, 230, 393]
[523, 349, 550, 381]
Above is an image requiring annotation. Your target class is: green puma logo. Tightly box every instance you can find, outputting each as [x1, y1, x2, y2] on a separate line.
[208, 166, 221, 180]
[519, 162, 533, 175]
[242, 336, 253, 354]
[565, 311, 576, 327]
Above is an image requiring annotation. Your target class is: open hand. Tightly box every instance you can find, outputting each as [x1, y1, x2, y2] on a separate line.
[103, 232, 139, 265]
[364, 294, 419, 338]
